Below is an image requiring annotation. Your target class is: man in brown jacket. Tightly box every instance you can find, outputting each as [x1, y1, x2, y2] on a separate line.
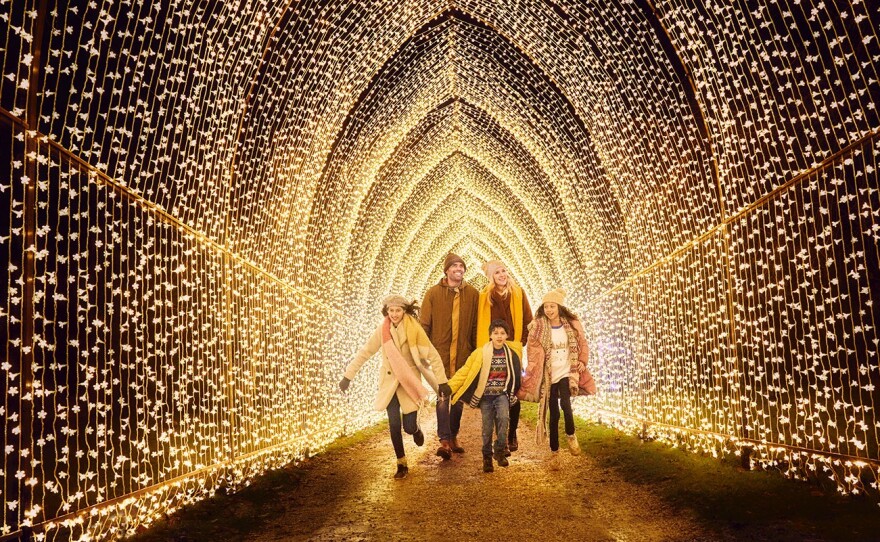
[421, 252, 479, 459]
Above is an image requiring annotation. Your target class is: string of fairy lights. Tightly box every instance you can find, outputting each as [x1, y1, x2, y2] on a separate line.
[0, 0, 878, 539]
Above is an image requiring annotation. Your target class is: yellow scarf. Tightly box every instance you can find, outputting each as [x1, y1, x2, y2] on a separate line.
[476, 284, 523, 357]
[399, 314, 441, 392]
[398, 314, 434, 362]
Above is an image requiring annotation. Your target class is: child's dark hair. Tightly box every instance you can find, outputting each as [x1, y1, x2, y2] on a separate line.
[535, 303, 581, 340]
[489, 319, 510, 335]
[535, 304, 580, 322]
[382, 300, 420, 318]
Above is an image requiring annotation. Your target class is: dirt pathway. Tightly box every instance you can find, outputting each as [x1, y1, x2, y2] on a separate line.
[243, 408, 715, 542]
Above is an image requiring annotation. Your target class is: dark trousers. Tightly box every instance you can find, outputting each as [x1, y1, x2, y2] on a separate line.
[549, 380, 575, 451]
[386, 394, 419, 459]
[436, 395, 464, 441]
[508, 400, 521, 441]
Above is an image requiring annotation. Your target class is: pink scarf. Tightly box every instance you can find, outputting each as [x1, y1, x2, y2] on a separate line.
[382, 317, 429, 405]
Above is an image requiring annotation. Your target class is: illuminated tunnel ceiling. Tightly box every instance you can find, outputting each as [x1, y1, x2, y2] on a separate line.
[20, 0, 876, 316]
[47, 1, 737, 306]
[245, 2, 718, 311]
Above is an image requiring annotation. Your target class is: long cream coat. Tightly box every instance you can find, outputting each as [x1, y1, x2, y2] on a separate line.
[345, 317, 448, 414]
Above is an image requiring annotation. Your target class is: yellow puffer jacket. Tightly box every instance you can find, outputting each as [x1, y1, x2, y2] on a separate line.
[447, 341, 521, 406]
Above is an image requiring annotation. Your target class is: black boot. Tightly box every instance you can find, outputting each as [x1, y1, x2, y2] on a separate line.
[394, 458, 408, 479]
[508, 436, 519, 452]
[483, 455, 494, 473]
[413, 429, 424, 446]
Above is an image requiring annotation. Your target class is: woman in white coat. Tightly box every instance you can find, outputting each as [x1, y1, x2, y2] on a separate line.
[339, 295, 451, 479]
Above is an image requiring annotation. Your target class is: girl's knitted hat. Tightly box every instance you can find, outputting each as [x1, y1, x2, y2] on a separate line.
[541, 288, 566, 306]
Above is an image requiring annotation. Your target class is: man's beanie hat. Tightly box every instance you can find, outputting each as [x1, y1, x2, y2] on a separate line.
[444, 253, 466, 272]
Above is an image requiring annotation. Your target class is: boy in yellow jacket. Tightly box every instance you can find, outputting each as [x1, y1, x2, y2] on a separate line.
[447, 319, 522, 472]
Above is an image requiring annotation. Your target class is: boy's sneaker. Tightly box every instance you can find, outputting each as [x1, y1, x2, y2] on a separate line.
[482, 456, 494, 473]
[413, 429, 424, 447]
[494, 452, 509, 467]
[567, 434, 581, 456]
[451, 437, 465, 454]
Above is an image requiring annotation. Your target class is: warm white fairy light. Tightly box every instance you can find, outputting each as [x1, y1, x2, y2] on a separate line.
[0, 0, 878, 539]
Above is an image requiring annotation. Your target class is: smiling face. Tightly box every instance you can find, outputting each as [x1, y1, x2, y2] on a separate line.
[490, 325, 508, 349]
[387, 305, 404, 325]
[445, 261, 465, 286]
[493, 266, 508, 288]
[543, 302, 559, 322]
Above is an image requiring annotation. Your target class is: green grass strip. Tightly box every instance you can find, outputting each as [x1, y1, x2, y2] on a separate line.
[520, 402, 880, 541]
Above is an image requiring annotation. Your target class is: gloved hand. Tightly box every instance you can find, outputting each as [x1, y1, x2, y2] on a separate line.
[339, 377, 351, 392]
[438, 383, 452, 398]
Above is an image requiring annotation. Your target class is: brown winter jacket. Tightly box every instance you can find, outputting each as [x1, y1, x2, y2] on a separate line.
[421, 278, 479, 378]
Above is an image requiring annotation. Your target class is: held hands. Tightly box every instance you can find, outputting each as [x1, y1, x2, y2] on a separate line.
[576, 362, 586, 373]
[338, 376, 351, 393]
[438, 383, 453, 398]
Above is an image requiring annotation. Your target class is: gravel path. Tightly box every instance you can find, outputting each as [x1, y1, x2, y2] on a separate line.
[243, 407, 715, 542]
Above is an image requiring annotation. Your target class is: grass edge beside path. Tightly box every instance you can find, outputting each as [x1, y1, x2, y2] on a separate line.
[518, 402, 880, 542]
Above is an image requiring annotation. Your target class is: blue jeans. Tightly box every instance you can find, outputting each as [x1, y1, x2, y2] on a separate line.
[436, 395, 464, 441]
[479, 394, 510, 456]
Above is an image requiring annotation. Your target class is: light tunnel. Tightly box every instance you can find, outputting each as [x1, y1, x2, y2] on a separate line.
[1, 0, 879, 539]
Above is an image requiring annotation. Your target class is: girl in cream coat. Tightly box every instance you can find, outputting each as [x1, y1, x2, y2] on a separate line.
[339, 295, 451, 479]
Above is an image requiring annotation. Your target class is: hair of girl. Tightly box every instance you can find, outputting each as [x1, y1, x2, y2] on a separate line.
[536, 303, 580, 339]
[382, 300, 420, 318]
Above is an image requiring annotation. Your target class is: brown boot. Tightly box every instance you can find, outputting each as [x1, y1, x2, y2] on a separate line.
[482, 455, 494, 473]
[436, 440, 452, 460]
[451, 437, 465, 454]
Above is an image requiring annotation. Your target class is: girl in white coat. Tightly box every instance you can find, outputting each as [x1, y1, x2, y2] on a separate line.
[339, 295, 450, 478]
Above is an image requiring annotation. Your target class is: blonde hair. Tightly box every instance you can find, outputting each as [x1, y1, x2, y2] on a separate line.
[487, 272, 519, 305]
